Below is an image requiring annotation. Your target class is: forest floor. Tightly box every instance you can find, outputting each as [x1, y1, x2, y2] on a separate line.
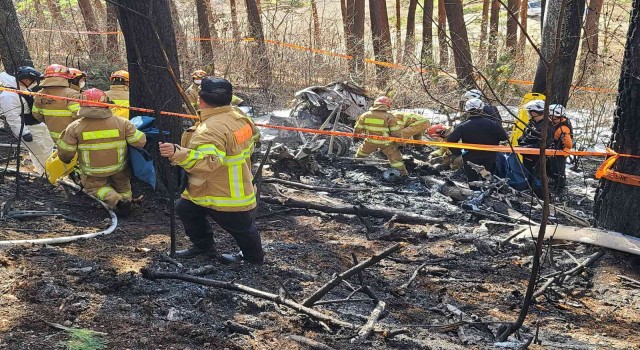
[1, 115, 640, 350]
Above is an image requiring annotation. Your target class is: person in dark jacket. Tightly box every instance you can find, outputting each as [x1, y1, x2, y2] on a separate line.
[518, 100, 554, 187]
[462, 89, 502, 122]
[447, 98, 508, 183]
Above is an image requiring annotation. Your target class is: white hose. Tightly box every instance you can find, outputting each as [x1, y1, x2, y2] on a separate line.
[0, 177, 118, 247]
[516, 224, 640, 256]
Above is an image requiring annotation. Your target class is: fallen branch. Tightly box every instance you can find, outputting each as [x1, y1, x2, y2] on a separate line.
[314, 298, 373, 306]
[533, 251, 605, 298]
[260, 196, 443, 225]
[302, 244, 403, 307]
[351, 301, 387, 343]
[396, 262, 429, 295]
[263, 177, 368, 193]
[617, 274, 640, 287]
[225, 320, 256, 338]
[287, 335, 337, 350]
[142, 269, 355, 329]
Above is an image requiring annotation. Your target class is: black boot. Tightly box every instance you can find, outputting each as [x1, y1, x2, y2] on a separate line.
[116, 200, 132, 217]
[174, 245, 217, 259]
[220, 251, 263, 265]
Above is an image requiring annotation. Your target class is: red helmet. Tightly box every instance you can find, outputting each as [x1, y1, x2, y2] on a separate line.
[80, 88, 109, 106]
[428, 124, 448, 138]
[374, 96, 392, 108]
[68, 68, 86, 79]
[44, 64, 71, 79]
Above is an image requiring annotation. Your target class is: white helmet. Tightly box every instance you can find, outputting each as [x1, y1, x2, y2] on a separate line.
[548, 104, 566, 117]
[524, 100, 545, 112]
[464, 98, 485, 112]
[462, 89, 483, 100]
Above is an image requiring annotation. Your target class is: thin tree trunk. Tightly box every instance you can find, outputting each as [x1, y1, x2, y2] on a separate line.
[404, 0, 418, 63]
[196, 0, 214, 65]
[344, 0, 365, 82]
[437, 0, 448, 67]
[78, 0, 105, 58]
[444, 0, 475, 88]
[370, 0, 393, 87]
[488, 0, 499, 63]
[594, 0, 640, 236]
[92, 0, 106, 29]
[45, 0, 64, 24]
[421, 0, 434, 64]
[169, 0, 189, 62]
[105, 2, 120, 62]
[395, 0, 402, 63]
[506, 0, 519, 55]
[230, 0, 241, 39]
[0, 0, 33, 73]
[518, 0, 528, 55]
[581, 0, 604, 65]
[478, 0, 490, 57]
[310, 0, 321, 47]
[245, 0, 272, 88]
[207, 0, 220, 49]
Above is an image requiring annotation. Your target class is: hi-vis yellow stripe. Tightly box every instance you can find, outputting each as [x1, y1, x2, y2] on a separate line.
[82, 129, 120, 140]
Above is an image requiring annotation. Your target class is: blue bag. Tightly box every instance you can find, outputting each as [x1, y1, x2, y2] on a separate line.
[128, 146, 156, 189]
[496, 153, 540, 191]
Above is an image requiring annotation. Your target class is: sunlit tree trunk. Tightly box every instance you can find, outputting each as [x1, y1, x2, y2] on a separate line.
[444, 0, 475, 88]
[506, 0, 519, 55]
[395, 0, 402, 62]
[488, 0, 499, 63]
[581, 0, 604, 65]
[421, 0, 434, 63]
[404, 0, 418, 63]
[196, 0, 214, 65]
[78, 0, 105, 59]
[230, 0, 241, 39]
[478, 0, 490, 57]
[245, 0, 272, 88]
[0, 0, 33, 73]
[105, 2, 121, 62]
[370, 0, 393, 87]
[437, 0, 449, 67]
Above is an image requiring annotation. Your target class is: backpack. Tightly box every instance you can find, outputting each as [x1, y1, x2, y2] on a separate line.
[554, 118, 574, 149]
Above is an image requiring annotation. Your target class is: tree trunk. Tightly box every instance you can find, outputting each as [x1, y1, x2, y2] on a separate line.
[344, 0, 365, 82]
[196, 0, 214, 65]
[518, 0, 528, 55]
[370, 0, 393, 87]
[45, 0, 64, 24]
[245, 0, 272, 88]
[594, 0, 640, 236]
[230, 0, 241, 39]
[506, 0, 519, 55]
[168, 0, 189, 61]
[444, 0, 475, 88]
[488, 0, 499, 63]
[106, 2, 121, 62]
[581, 0, 604, 65]
[437, 0, 448, 67]
[310, 0, 321, 47]
[78, 0, 106, 59]
[395, 0, 402, 63]
[421, 0, 434, 64]
[207, 0, 220, 49]
[404, 0, 418, 63]
[478, 0, 490, 57]
[531, 0, 586, 105]
[92, 0, 106, 29]
[0, 0, 33, 73]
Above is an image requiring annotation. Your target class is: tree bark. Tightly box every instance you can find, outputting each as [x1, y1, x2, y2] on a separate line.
[196, 0, 214, 65]
[229, 0, 241, 39]
[404, 0, 418, 63]
[531, 0, 586, 105]
[369, 0, 393, 87]
[105, 2, 120, 63]
[45, 0, 64, 24]
[594, 0, 640, 236]
[581, 0, 604, 65]
[344, 0, 365, 82]
[207, 0, 219, 47]
[310, 0, 321, 47]
[245, 0, 272, 88]
[478, 0, 490, 57]
[437, 0, 448, 67]
[78, 0, 106, 58]
[395, 0, 402, 63]
[518, 0, 528, 55]
[444, 0, 475, 88]
[168, 0, 189, 61]
[506, 0, 519, 55]
[0, 0, 33, 73]
[488, 0, 499, 63]
[421, 0, 434, 64]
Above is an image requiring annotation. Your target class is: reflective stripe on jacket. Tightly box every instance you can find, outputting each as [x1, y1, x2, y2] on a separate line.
[57, 106, 147, 176]
[390, 111, 431, 138]
[32, 77, 81, 140]
[171, 106, 257, 212]
[353, 103, 402, 146]
[105, 85, 130, 119]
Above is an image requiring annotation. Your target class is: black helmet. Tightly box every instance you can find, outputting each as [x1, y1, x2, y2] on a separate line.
[15, 66, 44, 81]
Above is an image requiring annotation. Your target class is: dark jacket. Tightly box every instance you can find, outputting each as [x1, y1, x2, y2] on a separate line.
[446, 113, 508, 165]
[518, 118, 554, 149]
[483, 104, 502, 122]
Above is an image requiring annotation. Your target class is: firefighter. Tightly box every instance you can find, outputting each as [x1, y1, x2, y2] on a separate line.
[0, 66, 54, 174]
[57, 89, 146, 216]
[105, 70, 130, 119]
[354, 96, 407, 175]
[186, 69, 244, 109]
[31, 64, 81, 142]
[548, 104, 573, 191]
[462, 89, 502, 122]
[68, 68, 86, 92]
[159, 77, 264, 264]
[427, 124, 462, 170]
[447, 98, 508, 183]
[390, 111, 430, 140]
[518, 99, 554, 187]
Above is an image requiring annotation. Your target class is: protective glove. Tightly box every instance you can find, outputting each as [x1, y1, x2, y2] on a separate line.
[22, 133, 33, 142]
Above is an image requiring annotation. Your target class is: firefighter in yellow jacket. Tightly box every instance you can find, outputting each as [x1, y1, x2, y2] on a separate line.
[31, 64, 81, 141]
[427, 124, 462, 170]
[354, 96, 407, 175]
[105, 70, 130, 119]
[186, 69, 244, 110]
[57, 89, 147, 216]
[159, 77, 264, 264]
[391, 111, 431, 140]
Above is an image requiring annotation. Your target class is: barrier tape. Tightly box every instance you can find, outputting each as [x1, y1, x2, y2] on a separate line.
[26, 27, 617, 94]
[2, 86, 638, 185]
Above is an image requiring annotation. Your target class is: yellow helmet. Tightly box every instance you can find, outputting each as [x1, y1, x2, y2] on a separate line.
[191, 70, 207, 80]
[110, 70, 129, 82]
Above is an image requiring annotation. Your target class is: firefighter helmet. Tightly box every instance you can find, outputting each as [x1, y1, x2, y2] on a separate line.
[191, 70, 207, 80]
[80, 88, 109, 106]
[524, 99, 546, 112]
[462, 89, 483, 100]
[110, 70, 129, 82]
[44, 64, 71, 79]
[548, 104, 566, 117]
[427, 124, 448, 138]
[68, 68, 86, 80]
[464, 98, 485, 112]
[374, 96, 392, 108]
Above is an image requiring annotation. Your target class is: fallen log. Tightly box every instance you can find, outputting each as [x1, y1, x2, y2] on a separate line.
[262, 177, 368, 193]
[351, 301, 387, 343]
[142, 269, 355, 329]
[302, 243, 403, 307]
[287, 335, 337, 350]
[260, 196, 443, 225]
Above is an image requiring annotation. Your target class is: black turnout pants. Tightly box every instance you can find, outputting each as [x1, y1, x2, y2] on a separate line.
[175, 198, 264, 262]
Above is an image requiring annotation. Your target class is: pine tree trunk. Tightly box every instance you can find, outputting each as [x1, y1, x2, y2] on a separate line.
[506, 0, 519, 55]
[196, 0, 214, 65]
[581, 0, 603, 65]
[404, 0, 418, 63]
[594, 0, 640, 236]
[245, 0, 272, 88]
[437, 0, 448, 67]
[0, 0, 33, 73]
[444, 0, 475, 88]
[230, 0, 241, 39]
[106, 2, 121, 62]
[78, 0, 106, 59]
[532, 0, 586, 105]
[395, 0, 402, 63]
[206, 0, 219, 50]
[421, 0, 434, 64]
[488, 0, 499, 63]
[310, 0, 321, 47]
[478, 0, 490, 57]
[370, 0, 393, 87]
[518, 0, 528, 55]
[344, 0, 365, 82]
